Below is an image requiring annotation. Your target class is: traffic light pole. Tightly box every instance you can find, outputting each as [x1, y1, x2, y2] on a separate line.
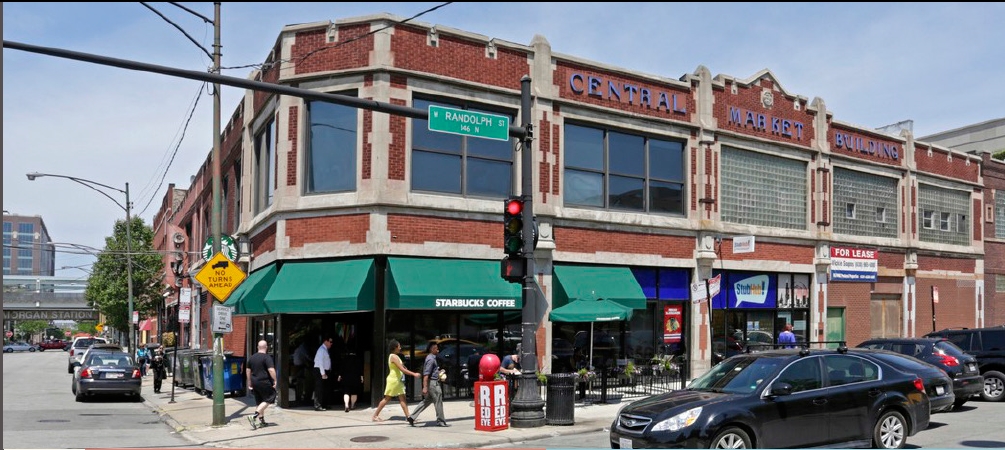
[511, 75, 546, 428]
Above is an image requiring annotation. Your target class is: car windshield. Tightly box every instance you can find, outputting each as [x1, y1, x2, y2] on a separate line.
[688, 356, 784, 394]
[86, 353, 133, 367]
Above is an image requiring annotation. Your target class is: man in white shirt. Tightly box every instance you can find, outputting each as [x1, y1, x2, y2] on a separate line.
[313, 335, 333, 411]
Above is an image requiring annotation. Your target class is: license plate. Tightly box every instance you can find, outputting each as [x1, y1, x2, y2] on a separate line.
[936, 385, 945, 395]
[620, 437, 633, 449]
[969, 363, 977, 372]
[105, 372, 123, 379]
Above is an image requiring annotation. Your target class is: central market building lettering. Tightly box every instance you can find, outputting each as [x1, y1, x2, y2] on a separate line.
[728, 106, 805, 141]
[569, 73, 687, 115]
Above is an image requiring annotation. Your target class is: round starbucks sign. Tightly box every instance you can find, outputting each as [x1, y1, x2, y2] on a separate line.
[203, 235, 238, 261]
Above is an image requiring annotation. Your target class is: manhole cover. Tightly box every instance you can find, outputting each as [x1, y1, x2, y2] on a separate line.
[349, 436, 390, 443]
[38, 420, 70, 423]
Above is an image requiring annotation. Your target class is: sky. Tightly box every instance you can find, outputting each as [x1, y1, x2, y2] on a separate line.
[4, 2, 1005, 277]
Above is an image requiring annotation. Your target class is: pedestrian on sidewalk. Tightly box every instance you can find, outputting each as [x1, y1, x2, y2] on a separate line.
[778, 324, 797, 349]
[408, 341, 449, 427]
[245, 340, 277, 430]
[292, 338, 315, 406]
[338, 349, 364, 412]
[313, 335, 334, 411]
[149, 350, 167, 393]
[136, 346, 149, 377]
[372, 339, 420, 422]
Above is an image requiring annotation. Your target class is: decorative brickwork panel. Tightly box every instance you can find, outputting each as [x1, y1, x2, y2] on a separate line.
[914, 145, 980, 183]
[554, 227, 694, 258]
[287, 105, 298, 186]
[389, 98, 407, 181]
[292, 25, 372, 75]
[287, 214, 369, 247]
[252, 223, 277, 257]
[917, 255, 975, 273]
[539, 112, 552, 203]
[363, 107, 373, 180]
[877, 251, 906, 270]
[392, 25, 526, 89]
[387, 214, 499, 248]
[555, 61, 693, 122]
[712, 81, 815, 147]
[829, 124, 904, 167]
[718, 240, 814, 263]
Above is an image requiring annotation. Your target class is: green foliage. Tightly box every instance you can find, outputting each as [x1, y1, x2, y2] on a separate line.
[75, 321, 98, 336]
[993, 149, 1005, 161]
[537, 371, 548, 384]
[16, 320, 49, 337]
[84, 216, 164, 334]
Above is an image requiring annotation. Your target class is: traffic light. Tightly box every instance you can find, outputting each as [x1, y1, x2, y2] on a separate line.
[504, 196, 524, 256]
[501, 255, 526, 283]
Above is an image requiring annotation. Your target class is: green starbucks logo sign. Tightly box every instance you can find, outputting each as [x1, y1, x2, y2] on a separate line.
[203, 235, 237, 261]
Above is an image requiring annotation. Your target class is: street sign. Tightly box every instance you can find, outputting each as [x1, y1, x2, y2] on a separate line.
[211, 304, 233, 333]
[933, 286, 939, 304]
[427, 105, 510, 141]
[203, 235, 237, 261]
[96, 324, 104, 333]
[132, 311, 139, 324]
[708, 274, 722, 297]
[194, 252, 247, 302]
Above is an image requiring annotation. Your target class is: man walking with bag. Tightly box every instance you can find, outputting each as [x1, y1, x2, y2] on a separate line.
[408, 341, 449, 427]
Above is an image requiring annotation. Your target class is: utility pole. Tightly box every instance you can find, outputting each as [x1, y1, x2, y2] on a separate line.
[210, 2, 225, 427]
[510, 75, 546, 428]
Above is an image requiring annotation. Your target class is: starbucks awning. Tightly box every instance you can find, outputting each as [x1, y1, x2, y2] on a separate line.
[552, 265, 647, 310]
[386, 257, 521, 310]
[223, 263, 277, 315]
[263, 259, 375, 313]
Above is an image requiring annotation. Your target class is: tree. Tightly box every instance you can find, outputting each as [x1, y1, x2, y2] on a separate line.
[84, 217, 164, 337]
[15, 320, 49, 341]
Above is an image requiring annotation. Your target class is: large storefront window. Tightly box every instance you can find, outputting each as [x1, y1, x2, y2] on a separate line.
[710, 271, 811, 364]
[918, 184, 971, 245]
[386, 310, 520, 401]
[833, 168, 899, 238]
[720, 146, 807, 230]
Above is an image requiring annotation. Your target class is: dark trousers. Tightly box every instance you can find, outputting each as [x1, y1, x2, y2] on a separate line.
[314, 368, 328, 409]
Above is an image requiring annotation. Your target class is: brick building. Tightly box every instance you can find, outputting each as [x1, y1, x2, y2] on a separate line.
[155, 14, 990, 408]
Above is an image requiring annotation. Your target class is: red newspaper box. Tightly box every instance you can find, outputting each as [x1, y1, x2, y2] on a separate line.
[474, 380, 509, 431]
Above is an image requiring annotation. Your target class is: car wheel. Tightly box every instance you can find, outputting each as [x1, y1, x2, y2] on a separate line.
[75, 392, 85, 402]
[982, 370, 1005, 402]
[873, 410, 907, 449]
[4, 348, 11, 353]
[710, 427, 751, 449]
[29, 347, 36, 352]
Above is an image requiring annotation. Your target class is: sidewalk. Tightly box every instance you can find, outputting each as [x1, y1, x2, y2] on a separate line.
[142, 376, 625, 448]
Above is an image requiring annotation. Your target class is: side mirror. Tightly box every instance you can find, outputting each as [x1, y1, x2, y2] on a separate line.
[769, 382, 793, 397]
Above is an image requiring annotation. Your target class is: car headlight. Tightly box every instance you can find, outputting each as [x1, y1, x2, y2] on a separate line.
[651, 407, 702, 432]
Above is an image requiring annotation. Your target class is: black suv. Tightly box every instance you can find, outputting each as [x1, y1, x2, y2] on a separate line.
[857, 337, 983, 408]
[925, 326, 1005, 402]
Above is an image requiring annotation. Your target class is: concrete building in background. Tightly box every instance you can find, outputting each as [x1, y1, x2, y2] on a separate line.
[2, 213, 55, 276]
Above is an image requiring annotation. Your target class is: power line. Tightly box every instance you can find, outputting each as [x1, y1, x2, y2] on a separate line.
[222, 2, 455, 72]
[140, 2, 212, 59]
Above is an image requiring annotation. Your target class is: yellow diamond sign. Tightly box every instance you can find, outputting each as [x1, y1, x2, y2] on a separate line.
[195, 252, 247, 302]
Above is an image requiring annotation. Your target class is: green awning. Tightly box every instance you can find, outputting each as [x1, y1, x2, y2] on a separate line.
[263, 259, 375, 313]
[223, 263, 277, 315]
[549, 297, 633, 322]
[386, 257, 521, 310]
[552, 265, 647, 310]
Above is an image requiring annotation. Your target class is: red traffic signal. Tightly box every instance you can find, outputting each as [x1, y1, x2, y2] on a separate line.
[504, 197, 524, 256]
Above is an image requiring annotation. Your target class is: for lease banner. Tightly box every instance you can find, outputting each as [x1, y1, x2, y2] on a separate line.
[830, 246, 878, 282]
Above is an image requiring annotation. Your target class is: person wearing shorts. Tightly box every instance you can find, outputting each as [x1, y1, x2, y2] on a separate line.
[245, 340, 277, 429]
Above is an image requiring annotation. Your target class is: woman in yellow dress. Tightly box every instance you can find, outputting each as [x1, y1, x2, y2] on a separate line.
[371, 339, 420, 422]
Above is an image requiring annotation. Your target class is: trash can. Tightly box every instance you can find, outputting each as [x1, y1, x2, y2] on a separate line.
[546, 373, 576, 425]
[174, 349, 195, 387]
[201, 353, 245, 397]
[188, 351, 213, 393]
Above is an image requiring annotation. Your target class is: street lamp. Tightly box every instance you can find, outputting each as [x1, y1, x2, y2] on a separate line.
[27, 171, 135, 353]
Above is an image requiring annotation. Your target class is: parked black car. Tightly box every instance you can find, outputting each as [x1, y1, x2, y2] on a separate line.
[862, 348, 955, 413]
[925, 326, 1005, 402]
[857, 337, 983, 408]
[71, 351, 142, 402]
[610, 347, 930, 449]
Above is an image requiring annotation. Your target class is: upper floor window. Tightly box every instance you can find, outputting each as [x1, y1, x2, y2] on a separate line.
[254, 116, 276, 213]
[411, 98, 514, 198]
[918, 184, 969, 246]
[721, 146, 806, 229]
[996, 190, 1005, 239]
[306, 98, 357, 194]
[563, 123, 685, 214]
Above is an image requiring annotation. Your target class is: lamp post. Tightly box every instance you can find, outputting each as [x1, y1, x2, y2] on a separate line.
[27, 172, 135, 354]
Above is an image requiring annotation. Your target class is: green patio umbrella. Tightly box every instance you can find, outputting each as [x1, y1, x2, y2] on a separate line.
[549, 297, 633, 368]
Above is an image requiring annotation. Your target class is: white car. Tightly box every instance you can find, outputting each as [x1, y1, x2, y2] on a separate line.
[4, 342, 40, 353]
[67, 337, 108, 373]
